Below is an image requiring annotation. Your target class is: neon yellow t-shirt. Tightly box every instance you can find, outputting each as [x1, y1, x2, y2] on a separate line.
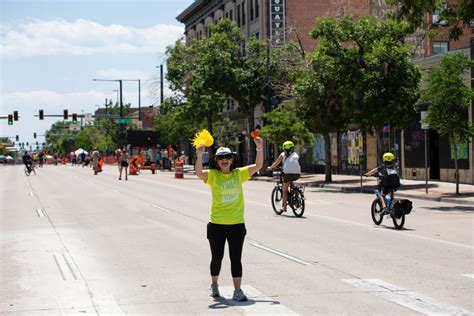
[206, 167, 251, 224]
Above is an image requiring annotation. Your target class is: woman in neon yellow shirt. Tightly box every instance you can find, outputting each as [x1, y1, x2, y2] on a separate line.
[195, 137, 263, 301]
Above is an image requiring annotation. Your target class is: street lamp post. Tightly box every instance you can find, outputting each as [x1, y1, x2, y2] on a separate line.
[122, 79, 141, 121]
[93, 79, 124, 146]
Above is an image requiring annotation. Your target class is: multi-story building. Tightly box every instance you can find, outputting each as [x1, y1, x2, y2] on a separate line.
[177, 1, 473, 183]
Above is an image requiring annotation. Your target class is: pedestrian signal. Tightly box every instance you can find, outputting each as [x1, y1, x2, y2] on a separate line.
[72, 113, 78, 124]
[34, 132, 37, 139]
[63, 109, 68, 120]
[8, 114, 13, 125]
[13, 111, 18, 121]
[39, 110, 44, 120]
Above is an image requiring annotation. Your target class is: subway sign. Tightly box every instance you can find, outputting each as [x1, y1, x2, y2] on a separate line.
[269, 0, 285, 47]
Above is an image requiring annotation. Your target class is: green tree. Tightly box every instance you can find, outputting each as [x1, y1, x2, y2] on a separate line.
[213, 117, 241, 148]
[155, 97, 205, 146]
[386, 0, 473, 40]
[260, 101, 314, 149]
[421, 52, 474, 194]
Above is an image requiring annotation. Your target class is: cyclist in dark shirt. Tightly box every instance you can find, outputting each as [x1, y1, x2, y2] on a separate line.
[22, 152, 33, 173]
[365, 152, 400, 212]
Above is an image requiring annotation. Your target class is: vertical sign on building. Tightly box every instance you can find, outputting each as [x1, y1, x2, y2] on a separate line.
[269, 0, 285, 47]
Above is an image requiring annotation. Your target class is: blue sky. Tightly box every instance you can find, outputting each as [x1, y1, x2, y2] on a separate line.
[1, 0, 193, 149]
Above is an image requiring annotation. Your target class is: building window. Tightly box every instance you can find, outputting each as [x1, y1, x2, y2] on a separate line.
[250, 0, 254, 21]
[237, 4, 241, 26]
[225, 12, 228, 19]
[242, 2, 246, 25]
[432, 41, 448, 55]
[255, 32, 259, 39]
[229, 9, 233, 21]
[255, 0, 259, 18]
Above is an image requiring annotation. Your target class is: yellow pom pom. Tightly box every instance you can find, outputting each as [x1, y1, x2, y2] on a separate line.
[192, 129, 214, 148]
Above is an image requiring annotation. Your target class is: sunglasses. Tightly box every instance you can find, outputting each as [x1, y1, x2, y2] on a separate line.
[216, 154, 233, 160]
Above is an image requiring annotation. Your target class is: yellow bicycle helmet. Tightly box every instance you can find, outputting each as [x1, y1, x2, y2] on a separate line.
[282, 141, 295, 150]
[382, 152, 395, 163]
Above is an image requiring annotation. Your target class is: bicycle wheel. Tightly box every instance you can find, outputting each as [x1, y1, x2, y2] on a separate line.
[271, 185, 284, 215]
[371, 199, 383, 225]
[290, 189, 305, 217]
[392, 212, 405, 230]
[24, 166, 30, 176]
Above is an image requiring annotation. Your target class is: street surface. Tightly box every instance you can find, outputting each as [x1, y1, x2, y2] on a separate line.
[1, 164, 473, 315]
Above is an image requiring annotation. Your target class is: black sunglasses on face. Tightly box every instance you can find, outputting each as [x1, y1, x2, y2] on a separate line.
[216, 154, 233, 160]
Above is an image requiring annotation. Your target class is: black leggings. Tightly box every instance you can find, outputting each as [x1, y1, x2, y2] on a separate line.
[207, 223, 246, 278]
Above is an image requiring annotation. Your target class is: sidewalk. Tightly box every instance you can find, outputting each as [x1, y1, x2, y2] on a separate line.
[253, 173, 474, 206]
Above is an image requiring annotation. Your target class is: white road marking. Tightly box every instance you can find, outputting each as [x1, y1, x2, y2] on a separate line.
[29, 192, 34, 197]
[151, 204, 171, 213]
[306, 213, 474, 250]
[36, 208, 45, 217]
[109, 189, 119, 193]
[91, 289, 125, 315]
[343, 279, 472, 315]
[53, 253, 78, 281]
[250, 242, 313, 266]
[218, 285, 299, 315]
[306, 199, 333, 205]
[462, 274, 474, 279]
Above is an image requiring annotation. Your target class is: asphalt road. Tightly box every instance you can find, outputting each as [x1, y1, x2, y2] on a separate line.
[1, 164, 473, 315]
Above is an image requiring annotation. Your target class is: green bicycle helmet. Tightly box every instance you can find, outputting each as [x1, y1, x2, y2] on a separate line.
[282, 141, 295, 150]
[382, 152, 395, 163]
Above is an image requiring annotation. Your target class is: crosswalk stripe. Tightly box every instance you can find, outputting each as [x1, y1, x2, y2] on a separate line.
[462, 274, 474, 279]
[343, 279, 472, 315]
[217, 285, 299, 315]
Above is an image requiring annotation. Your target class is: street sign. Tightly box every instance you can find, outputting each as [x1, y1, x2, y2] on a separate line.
[84, 113, 93, 123]
[420, 111, 429, 129]
[117, 118, 131, 123]
[69, 124, 81, 131]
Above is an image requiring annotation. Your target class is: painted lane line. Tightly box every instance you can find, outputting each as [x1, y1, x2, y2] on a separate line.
[53, 253, 79, 281]
[343, 279, 472, 315]
[462, 274, 474, 279]
[110, 189, 119, 193]
[306, 199, 333, 205]
[218, 285, 299, 315]
[92, 289, 125, 315]
[36, 208, 45, 217]
[305, 213, 474, 250]
[151, 204, 171, 213]
[250, 242, 313, 266]
[29, 192, 34, 197]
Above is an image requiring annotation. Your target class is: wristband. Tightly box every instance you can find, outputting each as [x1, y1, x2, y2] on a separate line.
[256, 148, 263, 151]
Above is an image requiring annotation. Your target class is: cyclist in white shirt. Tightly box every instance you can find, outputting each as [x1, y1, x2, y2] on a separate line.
[267, 141, 301, 212]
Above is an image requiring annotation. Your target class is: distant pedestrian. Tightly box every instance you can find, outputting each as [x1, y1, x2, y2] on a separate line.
[91, 148, 100, 175]
[195, 136, 264, 301]
[119, 148, 129, 181]
[155, 151, 162, 170]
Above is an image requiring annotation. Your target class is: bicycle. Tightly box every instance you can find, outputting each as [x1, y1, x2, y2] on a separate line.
[271, 167, 305, 217]
[24, 164, 36, 176]
[368, 174, 411, 230]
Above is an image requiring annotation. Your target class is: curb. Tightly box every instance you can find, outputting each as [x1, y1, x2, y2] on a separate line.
[251, 177, 473, 206]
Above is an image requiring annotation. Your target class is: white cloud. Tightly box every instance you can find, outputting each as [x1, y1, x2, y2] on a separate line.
[95, 68, 149, 80]
[1, 19, 184, 57]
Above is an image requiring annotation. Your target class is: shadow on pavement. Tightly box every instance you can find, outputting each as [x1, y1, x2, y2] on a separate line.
[209, 297, 282, 309]
[424, 205, 474, 212]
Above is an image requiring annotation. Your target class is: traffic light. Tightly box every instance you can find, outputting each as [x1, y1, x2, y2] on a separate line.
[16, 135, 19, 141]
[39, 109, 44, 120]
[26, 142, 29, 146]
[8, 114, 13, 125]
[13, 111, 18, 121]
[63, 109, 68, 120]
[34, 132, 37, 139]
[72, 113, 78, 124]
[36, 141, 38, 146]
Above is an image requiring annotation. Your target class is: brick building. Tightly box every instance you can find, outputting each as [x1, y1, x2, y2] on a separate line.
[177, 1, 473, 183]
